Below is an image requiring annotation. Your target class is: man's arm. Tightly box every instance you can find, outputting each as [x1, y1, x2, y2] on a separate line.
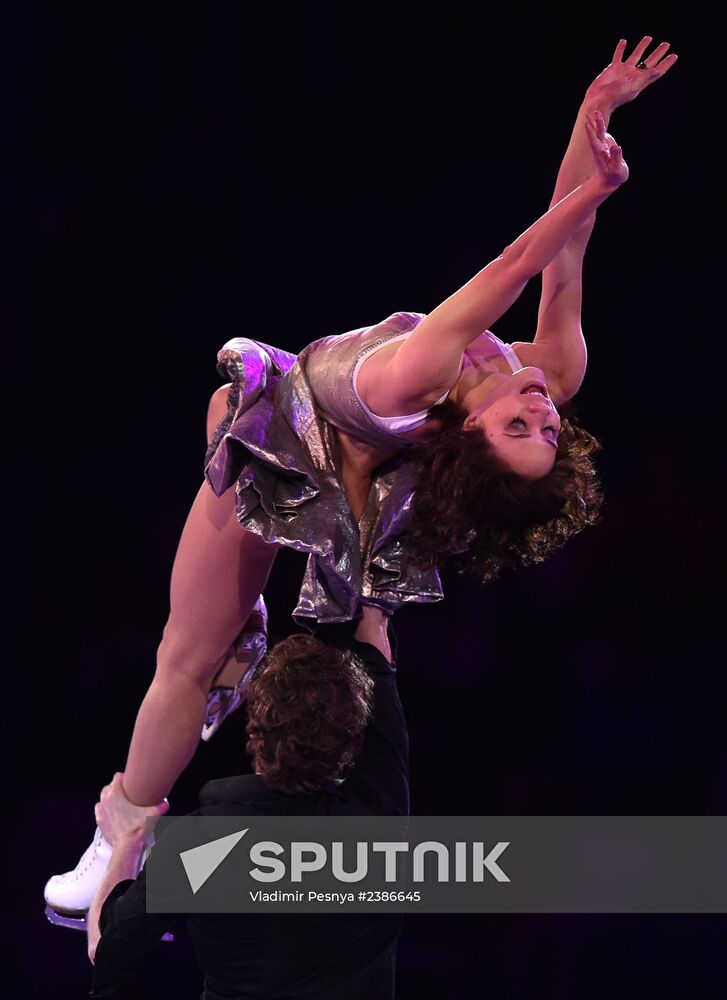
[532, 36, 678, 399]
[88, 830, 146, 963]
[87, 777, 172, 997]
[88, 862, 175, 999]
[342, 642, 409, 817]
[88, 774, 168, 963]
[338, 610, 408, 816]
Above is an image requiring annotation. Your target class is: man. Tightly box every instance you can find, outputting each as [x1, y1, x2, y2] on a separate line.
[88, 604, 408, 999]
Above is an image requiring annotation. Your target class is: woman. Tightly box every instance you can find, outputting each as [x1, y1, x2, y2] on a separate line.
[44, 37, 677, 915]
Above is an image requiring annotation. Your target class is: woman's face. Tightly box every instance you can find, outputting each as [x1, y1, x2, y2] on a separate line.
[462, 367, 561, 479]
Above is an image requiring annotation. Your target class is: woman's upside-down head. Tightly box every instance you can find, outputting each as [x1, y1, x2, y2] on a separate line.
[407, 397, 603, 583]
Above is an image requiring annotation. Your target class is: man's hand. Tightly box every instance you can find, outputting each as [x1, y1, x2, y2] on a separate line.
[586, 36, 678, 111]
[88, 917, 102, 963]
[95, 772, 169, 847]
[86, 826, 146, 965]
[88, 774, 168, 965]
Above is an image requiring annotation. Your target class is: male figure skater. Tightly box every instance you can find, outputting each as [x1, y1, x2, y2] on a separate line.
[88, 604, 408, 999]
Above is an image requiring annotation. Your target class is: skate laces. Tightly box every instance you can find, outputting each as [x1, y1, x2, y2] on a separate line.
[58, 830, 106, 883]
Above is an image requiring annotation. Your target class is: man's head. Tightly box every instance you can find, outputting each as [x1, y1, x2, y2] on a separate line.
[245, 633, 374, 795]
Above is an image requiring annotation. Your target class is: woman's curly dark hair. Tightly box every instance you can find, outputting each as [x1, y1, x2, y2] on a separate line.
[245, 634, 374, 795]
[406, 397, 603, 582]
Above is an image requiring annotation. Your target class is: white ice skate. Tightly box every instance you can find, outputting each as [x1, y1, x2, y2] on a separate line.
[43, 826, 113, 916]
[44, 821, 159, 917]
[201, 595, 268, 742]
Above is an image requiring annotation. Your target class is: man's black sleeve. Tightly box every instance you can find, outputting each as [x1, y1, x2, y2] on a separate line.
[89, 865, 176, 997]
[340, 639, 410, 816]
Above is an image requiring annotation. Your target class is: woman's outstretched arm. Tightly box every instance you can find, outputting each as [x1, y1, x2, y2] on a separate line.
[358, 113, 628, 417]
[533, 36, 678, 399]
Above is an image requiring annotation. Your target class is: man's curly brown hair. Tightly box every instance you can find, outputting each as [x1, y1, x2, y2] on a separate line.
[245, 634, 374, 795]
[406, 398, 603, 582]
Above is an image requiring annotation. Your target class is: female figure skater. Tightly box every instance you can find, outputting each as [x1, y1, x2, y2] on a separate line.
[45, 37, 677, 916]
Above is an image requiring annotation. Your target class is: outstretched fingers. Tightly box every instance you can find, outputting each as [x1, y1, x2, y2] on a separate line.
[612, 38, 627, 63]
[639, 39, 678, 78]
[622, 35, 679, 78]
[652, 51, 679, 77]
[626, 35, 654, 65]
[642, 40, 670, 67]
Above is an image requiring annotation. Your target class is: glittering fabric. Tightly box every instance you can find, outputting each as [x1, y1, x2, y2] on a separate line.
[300, 310, 430, 448]
[203, 315, 444, 626]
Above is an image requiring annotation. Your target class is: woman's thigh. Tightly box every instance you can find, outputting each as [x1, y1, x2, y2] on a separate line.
[158, 480, 278, 678]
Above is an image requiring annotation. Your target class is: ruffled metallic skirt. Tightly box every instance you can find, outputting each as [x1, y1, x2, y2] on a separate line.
[204, 337, 443, 625]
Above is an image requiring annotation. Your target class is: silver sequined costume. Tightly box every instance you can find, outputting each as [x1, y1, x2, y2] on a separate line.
[204, 310, 444, 625]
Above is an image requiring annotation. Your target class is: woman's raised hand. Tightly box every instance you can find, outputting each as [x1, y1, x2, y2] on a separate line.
[585, 110, 629, 187]
[586, 36, 678, 110]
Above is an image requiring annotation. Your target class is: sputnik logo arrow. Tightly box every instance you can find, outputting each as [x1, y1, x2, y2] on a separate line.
[180, 829, 249, 894]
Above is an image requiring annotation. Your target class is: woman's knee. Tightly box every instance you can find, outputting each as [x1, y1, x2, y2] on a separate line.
[155, 626, 232, 688]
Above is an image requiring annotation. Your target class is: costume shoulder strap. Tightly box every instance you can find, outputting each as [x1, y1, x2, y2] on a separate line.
[487, 331, 524, 373]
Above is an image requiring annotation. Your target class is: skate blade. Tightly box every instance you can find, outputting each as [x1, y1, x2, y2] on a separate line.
[44, 905, 174, 941]
[45, 905, 88, 931]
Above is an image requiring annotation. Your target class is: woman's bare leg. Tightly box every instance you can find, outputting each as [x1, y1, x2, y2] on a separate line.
[44, 385, 279, 918]
[121, 454, 278, 805]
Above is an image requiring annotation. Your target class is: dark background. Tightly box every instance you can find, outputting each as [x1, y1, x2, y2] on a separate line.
[5, 3, 724, 998]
